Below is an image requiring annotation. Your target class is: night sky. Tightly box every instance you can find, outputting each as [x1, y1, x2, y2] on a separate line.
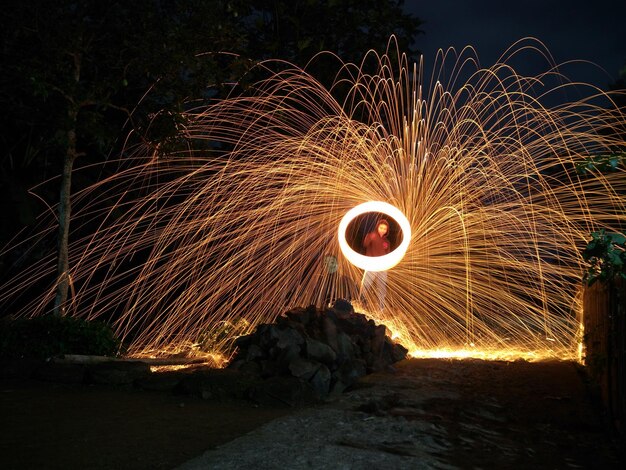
[405, 0, 626, 92]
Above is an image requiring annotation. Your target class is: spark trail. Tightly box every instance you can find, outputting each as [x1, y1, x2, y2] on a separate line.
[2, 39, 625, 360]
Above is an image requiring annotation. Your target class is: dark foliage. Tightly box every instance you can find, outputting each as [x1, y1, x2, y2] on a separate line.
[583, 229, 626, 286]
[0, 315, 120, 359]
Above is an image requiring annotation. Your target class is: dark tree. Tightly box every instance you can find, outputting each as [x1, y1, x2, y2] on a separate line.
[246, 0, 422, 88]
[247, 0, 421, 64]
[0, 0, 423, 315]
[0, 0, 251, 314]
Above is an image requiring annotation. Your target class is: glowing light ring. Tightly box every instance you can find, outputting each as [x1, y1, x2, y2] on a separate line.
[338, 201, 411, 272]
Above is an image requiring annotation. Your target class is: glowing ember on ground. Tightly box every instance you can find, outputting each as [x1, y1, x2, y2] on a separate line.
[408, 348, 580, 362]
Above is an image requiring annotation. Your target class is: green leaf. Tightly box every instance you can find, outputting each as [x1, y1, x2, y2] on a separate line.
[608, 252, 623, 266]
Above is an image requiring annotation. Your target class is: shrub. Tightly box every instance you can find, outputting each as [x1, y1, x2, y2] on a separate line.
[582, 229, 626, 286]
[0, 315, 120, 359]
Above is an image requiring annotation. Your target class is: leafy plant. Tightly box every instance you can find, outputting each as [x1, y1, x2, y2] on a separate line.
[0, 315, 120, 359]
[576, 152, 626, 175]
[196, 318, 250, 355]
[582, 229, 626, 286]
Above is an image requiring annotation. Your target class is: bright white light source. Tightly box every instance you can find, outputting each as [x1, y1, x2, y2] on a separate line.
[338, 201, 411, 271]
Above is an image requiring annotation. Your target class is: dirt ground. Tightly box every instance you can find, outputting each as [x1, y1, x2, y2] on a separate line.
[0, 376, 292, 470]
[1, 358, 624, 469]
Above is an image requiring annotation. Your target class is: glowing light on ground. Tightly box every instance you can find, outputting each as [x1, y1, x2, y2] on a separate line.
[148, 355, 227, 372]
[408, 348, 579, 362]
[338, 201, 412, 271]
[1, 38, 624, 361]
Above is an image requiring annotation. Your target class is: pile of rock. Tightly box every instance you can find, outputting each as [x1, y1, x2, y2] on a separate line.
[229, 300, 408, 399]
